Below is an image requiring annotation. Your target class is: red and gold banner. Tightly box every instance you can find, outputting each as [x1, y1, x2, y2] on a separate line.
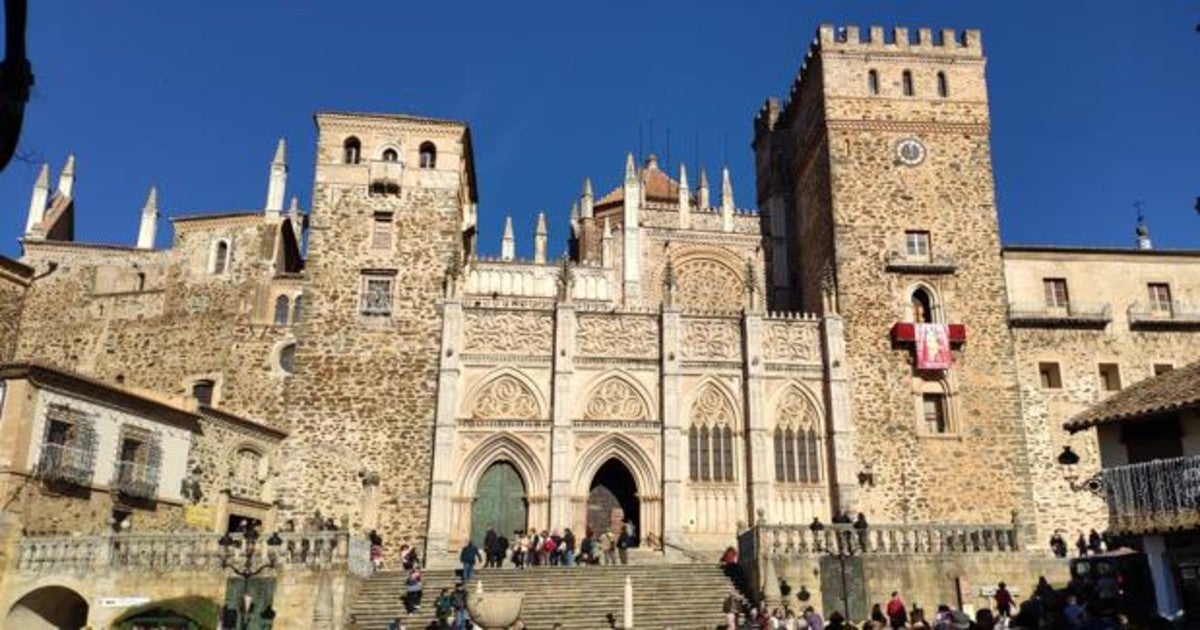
[915, 323, 952, 370]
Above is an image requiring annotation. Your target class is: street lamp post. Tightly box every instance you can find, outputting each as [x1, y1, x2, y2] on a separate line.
[218, 524, 282, 630]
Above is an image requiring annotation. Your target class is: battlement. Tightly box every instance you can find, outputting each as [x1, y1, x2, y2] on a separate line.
[817, 24, 982, 58]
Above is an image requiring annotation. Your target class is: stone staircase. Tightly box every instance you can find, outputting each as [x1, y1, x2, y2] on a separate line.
[349, 559, 740, 629]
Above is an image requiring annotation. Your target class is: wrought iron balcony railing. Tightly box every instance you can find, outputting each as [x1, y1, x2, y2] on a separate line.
[1007, 301, 1112, 328]
[1127, 302, 1200, 330]
[1103, 453, 1200, 533]
[884, 250, 959, 274]
[35, 442, 94, 487]
[112, 460, 160, 501]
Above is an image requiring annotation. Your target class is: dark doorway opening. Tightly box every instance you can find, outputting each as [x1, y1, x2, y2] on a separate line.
[471, 461, 528, 545]
[587, 459, 639, 542]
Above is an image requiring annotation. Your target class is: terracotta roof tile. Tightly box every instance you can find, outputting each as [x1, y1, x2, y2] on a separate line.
[595, 157, 690, 208]
[1065, 359, 1200, 432]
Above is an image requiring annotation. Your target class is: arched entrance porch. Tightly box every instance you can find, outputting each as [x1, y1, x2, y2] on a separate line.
[587, 458, 640, 541]
[6, 585, 89, 629]
[470, 461, 528, 545]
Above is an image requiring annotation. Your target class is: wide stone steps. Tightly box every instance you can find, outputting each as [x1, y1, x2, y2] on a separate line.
[350, 564, 738, 629]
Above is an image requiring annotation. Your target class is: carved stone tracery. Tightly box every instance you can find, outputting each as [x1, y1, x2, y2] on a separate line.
[691, 384, 736, 428]
[464, 311, 552, 354]
[583, 377, 651, 421]
[577, 315, 658, 358]
[763, 322, 818, 362]
[776, 385, 818, 431]
[471, 375, 540, 420]
[682, 320, 739, 360]
[676, 259, 743, 311]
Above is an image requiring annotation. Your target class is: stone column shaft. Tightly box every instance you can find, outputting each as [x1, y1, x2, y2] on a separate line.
[426, 299, 464, 564]
[660, 307, 684, 547]
[549, 302, 576, 530]
[743, 313, 770, 522]
[821, 315, 857, 512]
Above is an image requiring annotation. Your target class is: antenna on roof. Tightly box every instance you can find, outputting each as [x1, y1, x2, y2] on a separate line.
[1133, 200, 1152, 250]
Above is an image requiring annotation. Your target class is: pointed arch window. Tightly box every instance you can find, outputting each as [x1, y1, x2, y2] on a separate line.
[774, 387, 824, 484]
[419, 142, 437, 169]
[911, 287, 934, 323]
[688, 386, 737, 483]
[867, 69, 880, 95]
[343, 137, 362, 164]
[273, 295, 290, 326]
[902, 70, 915, 96]
[937, 72, 949, 98]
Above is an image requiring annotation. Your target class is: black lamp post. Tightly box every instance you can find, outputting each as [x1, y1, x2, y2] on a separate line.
[1057, 446, 1105, 496]
[218, 524, 282, 630]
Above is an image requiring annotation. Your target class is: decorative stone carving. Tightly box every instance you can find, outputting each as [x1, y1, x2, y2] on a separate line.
[763, 322, 818, 362]
[691, 383, 736, 427]
[464, 311, 552, 354]
[471, 375, 540, 420]
[682, 320, 739, 360]
[577, 315, 658, 358]
[583, 377, 651, 421]
[776, 385, 818, 430]
[676, 259, 743, 311]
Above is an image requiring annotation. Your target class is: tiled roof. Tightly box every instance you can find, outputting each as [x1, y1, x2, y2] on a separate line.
[1065, 359, 1200, 432]
[596, 158, 689, 208]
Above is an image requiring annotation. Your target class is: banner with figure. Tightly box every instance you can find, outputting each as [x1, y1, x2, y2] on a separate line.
[915, 323, 952, 370]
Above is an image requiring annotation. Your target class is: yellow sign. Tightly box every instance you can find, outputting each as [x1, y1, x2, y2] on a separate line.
[184, 504, 214, 529]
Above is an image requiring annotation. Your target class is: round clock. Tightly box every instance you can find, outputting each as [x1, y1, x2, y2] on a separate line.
[896, 138, 926, 166]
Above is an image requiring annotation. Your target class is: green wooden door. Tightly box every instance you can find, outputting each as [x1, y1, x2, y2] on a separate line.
[471, 462, 527, 545]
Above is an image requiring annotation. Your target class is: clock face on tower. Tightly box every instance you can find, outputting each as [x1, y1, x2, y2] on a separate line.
[896, 138, 926, 166]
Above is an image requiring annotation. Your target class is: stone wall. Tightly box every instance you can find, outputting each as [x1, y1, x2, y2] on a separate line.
[0, 259, 31, 362]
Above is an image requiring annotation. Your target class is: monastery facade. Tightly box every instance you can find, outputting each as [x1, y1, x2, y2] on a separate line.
[2, 24, 1199, 571]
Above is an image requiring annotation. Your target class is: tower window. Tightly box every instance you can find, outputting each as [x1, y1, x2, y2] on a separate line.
[867, 70, 880, 95]
[905, 230, 931, 259]
[1148, 283, 1172, 313]
[278, 342, 296, 374]
[343, 137, 362, 164]
[419, 142, 437, 169]
[381, 148, 399, 162]
[361, 274, 395, 316]
[937, 72, 949, 98]
[292, 296, 303, 324]
[1038, 362, 1063, 389]
[211, 240, 231, 275]
[1099, 363, 1122, 392]
[273, 295, 290, 326]
[1043, 278, 1069, 309]
[191, 379, 216, 406]
[922, 393, 947, 433]
[372, 212, 394, 250]
[902, 70, 914, 96]
[910, 287, 934, 323]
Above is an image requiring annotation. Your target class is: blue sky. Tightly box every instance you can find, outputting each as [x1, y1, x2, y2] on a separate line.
[1, 1, 1197, 258]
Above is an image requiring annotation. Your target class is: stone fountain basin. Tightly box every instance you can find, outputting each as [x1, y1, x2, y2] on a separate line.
[466, 589, 525, 629]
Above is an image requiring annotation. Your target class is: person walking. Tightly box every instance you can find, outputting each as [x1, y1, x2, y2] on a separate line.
[993, 581, 1014, 618]
[562, 527, 577, 566]
[885, 591, 907, 629]
[403, 566, 423, 614]
[617, 520, 633, 565]
[495, 531, 509, 569]
[483, 525, 498, 568]
[459, 540, 481, 582]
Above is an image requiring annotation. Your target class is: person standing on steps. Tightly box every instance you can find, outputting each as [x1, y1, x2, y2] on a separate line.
[495, 530, 509, 569]
[483, 524, 498, 568]
[459, 539, 482, 582]
[600, 528, 617, 565]
[562, 527, 577, 566]
[617, 519, 633, 565]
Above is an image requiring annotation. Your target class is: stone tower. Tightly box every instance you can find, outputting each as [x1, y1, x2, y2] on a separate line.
[281, 113, 476, 544]
[755, 26, 1035, 527]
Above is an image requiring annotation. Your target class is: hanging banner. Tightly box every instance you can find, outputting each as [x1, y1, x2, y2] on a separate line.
[915, 323, 952, 370]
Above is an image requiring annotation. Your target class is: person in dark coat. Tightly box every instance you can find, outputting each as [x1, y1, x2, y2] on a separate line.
[459, 540, 482, 582]
[483, 525, 498, 568]
[1088, 529, 1104, 554]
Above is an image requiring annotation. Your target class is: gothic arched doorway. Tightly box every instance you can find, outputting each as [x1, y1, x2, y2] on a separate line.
[471, 461, 527, 545]
[587, 458, 639, 541]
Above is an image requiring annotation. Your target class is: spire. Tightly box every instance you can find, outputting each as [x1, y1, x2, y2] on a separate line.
[677, 163, 691, 228]
[581, 177, 594, 219]
[56, 154, 76, 198]
[501, 215, 515, 261]
[720, 166, 734, 232]
[25, 163, 50, 235]
[698, 169, 710, 209]
[570, 201, 580, 237]
[534, 212, 548, 264]
[601, 217, 613, 267]
[137, 186, 158, 249]
[266, 138, 287, 216]
[624, 153, 638, 183]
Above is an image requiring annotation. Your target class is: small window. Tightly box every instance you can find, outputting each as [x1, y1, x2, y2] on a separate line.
[1038, 362, 1062, 389]
[212, 240, 230, 275]
[278, 343, 296, 374]
[922, 393, 947, 433]
[372, 212, 394, 250]
[273, 295, 290, 326]
[937, 72, 949, 98]
[47, 418, 75, 447]
[902, 70, 914, 96]
[292, 296, 303, 324]
[361, 276, 394, 316]
[911, 288, 934, 323]
[1099, 363, 1121, 392]
[1148, 283, 1172, 313]
[192, 379, 216, 406]
[1153, 363, 1174, 376]
[867, 70, 880, 95]
[381, 148, 399, 162]
[1043, 278, 1069, 308]
[419, 142, 437, 169]
[343, 137, 362, 164]
[905, 230, 930, 259]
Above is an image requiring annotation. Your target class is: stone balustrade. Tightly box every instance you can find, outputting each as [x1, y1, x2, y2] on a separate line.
[740, 522, 1022, 560]
[16, 531, 366, 575]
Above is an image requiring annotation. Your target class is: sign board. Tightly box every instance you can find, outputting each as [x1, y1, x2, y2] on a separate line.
[185, 504, 214, 528]
[978, 587, 1022, 597]
[98, 596, 151, 608]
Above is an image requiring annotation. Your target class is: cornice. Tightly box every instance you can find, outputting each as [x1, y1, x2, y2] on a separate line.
[826, 119, 989, 134]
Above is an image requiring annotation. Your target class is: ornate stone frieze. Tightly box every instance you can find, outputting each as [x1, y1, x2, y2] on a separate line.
[692, 384, 736, 427]
[464, 310, 552, 354]
[682, 320, 740, 360]
[676, 259, 743, 312]
[470, 375, 540, 420]
[577, 315, 659, 358]
[762, 321, 819, 362]
[582, 377, 651, 421]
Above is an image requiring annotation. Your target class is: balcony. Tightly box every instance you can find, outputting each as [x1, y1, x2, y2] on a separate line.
[1127, 302, 1200, 331]
[368, 160, 402, 195]
[884, 250, 959, 274]
[1102, 454, 1200, 534]
[35, 443, 94, 487]
[112, 460, 160, 501]
[1007, 301, 1112, 329]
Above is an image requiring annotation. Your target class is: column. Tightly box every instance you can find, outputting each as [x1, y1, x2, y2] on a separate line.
[1143, 535, 1181, 617]
[660, 306, 684, 547]
[425, 298, 464, 565]
[549, 301, 577, 529]
[821, 314, 857, 512]
[743, 312, 771, 521]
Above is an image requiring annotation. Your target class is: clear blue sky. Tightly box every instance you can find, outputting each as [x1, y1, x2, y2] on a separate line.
[1, 1, 1197, 259]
